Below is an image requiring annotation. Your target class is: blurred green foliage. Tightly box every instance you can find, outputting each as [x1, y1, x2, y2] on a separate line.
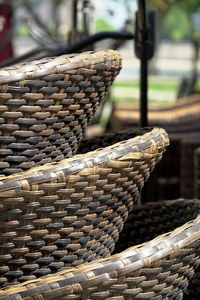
[94, 18, 116, 33]
[16, 25, 29, 37]
[164, 5, 190, 41]
[150, 0, 200, 11]
[150, 0, 200, 41]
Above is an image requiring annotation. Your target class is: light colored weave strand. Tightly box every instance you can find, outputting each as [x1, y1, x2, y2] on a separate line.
[0, 50, 121, 84]
[0, 128, 168, 191]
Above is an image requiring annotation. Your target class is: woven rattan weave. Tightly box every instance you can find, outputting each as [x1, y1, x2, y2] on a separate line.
[0, 127, 169, 287]
[78, 129, 182, 202]
[0, 50, 121, 176]
[115, 198, 200, 252]
[115, 199, 200, 300]
[1, 199, 200, 300]
[114, 199, 200, 300]
[117, 199, 200, 300]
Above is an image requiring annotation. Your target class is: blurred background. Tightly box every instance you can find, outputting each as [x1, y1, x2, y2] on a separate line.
[1, 0, 200, 125]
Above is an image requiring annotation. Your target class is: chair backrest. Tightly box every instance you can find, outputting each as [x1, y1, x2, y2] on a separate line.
[1, 199, 200, 300]
[0, 50, 121, 176]
[0, 127, 169, 287]
[115, 198, 200, 252]
[78, 128, 152, 154]
[111, 94, 200, 133]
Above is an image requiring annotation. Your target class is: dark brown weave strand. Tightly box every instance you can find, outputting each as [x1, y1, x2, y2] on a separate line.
[0, 127, 169, 287]
[0, 50, 121, 176]
[1, 199, 200, 300]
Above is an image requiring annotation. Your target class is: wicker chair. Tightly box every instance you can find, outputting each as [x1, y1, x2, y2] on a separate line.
[1, 199, 200, 300]
[0, 50, 121, 176]
[111, 94, 200, 133]
[0, 127, 169, 287]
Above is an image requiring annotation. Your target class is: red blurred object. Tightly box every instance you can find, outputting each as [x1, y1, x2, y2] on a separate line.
[0, 2, 13, 62]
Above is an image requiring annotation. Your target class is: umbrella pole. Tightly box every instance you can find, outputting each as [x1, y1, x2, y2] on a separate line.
[135, 0, 155, 203]
[71, 0, 78, 44]
[136, 0, 148, 127]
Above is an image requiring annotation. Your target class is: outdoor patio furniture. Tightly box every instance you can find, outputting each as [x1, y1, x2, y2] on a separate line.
[0, 50, 121, 176]
[111, 94, 200, 133]
[115, 198, 200, 252]
[1, 198, 200, 300]
[0, 127, 169, 287]
[146, 132, 200, 201]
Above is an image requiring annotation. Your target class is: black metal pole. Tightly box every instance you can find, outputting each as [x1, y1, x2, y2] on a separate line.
[82, 0, 90, 39]
[136, 0, 148, 127]
[71, 0, 78, 44]
[135, 0, 149, 204]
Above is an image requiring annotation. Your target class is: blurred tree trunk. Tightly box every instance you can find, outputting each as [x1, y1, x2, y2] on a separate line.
[189, 14, 200, 78]
[191, 39, 199, 77]
[149, 9, 166, 74]
[51, 1, 59, 36]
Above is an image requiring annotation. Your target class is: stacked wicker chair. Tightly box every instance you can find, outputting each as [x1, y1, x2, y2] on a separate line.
[1, 50, 200, 300]
[1, 199, 200, 300]
[0, 50, 121, 176]
[0, 50, 171, 291]
[111, 94, 200, 201]
[114, 199, 200, 300]
[79, 130, 200, 299]
[0, 127, 168, 287]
